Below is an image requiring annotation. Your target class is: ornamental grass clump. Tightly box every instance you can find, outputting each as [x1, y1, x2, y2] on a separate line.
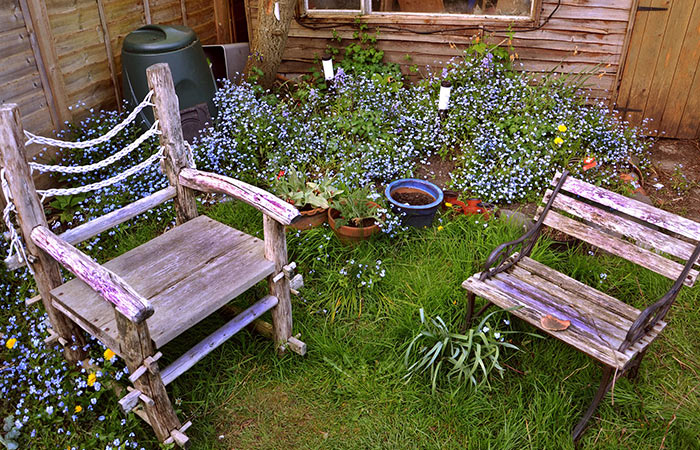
[404, 308, 523, 396]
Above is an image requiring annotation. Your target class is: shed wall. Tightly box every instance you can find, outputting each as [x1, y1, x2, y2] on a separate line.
[248, 0, 633, 101]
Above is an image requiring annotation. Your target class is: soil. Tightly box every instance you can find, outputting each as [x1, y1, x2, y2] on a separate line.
[392, 191, 435, 206]
[414, 154, 457, 188]
[641, 139, 700, 222]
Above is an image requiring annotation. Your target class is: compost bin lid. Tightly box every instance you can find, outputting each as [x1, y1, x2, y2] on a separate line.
[123, 25, 197, 54]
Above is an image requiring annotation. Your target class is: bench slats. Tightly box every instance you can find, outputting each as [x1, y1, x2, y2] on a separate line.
[552, 173, 700, 243]
[544, 189, 698, 267]
[542, 211, 698, 286]
[464, 275, 631, 368]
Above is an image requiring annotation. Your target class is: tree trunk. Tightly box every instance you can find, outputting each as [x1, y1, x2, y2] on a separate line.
[244, 0, 296, 88]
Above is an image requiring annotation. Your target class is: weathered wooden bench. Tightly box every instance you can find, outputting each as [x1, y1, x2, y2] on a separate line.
[462, 170, 700, 441]
[0, 64, 305, 447]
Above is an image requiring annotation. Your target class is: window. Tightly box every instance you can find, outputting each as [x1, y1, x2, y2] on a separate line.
[305, 0, 535, 18]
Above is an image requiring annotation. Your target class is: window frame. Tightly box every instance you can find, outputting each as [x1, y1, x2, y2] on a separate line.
[302, 0, 542, 26]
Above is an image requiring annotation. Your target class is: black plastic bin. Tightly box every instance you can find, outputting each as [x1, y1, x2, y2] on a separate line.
[121, 24, 216, 141]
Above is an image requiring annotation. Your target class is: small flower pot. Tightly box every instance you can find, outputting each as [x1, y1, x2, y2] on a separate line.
[327, 205, 381, 245]
[288, 207, 328, 231]
[385, 179, 443, 228]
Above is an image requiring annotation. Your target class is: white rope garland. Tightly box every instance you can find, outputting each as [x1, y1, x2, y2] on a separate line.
[24, 91, 155, 149]
[37, 148, 165, 199]
[1, 169, 33, 274]
[28, 121, 161, 174]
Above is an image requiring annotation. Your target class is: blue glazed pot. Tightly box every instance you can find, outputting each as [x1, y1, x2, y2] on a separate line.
[385, 179, 444, 228]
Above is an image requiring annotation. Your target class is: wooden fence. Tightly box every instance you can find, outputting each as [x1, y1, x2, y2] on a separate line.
[0, 0, 222, 160]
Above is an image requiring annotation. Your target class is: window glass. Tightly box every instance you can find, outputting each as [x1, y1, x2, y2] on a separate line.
[308, 0, 362, 10]
[372, 0, 531, 15]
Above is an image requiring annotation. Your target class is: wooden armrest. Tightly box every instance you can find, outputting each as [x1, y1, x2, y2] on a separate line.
[178, 168, 300, 226]
[31, 226, 153, 323]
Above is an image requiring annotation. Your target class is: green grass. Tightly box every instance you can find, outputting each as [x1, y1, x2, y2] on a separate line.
[2, 201, 700, 449]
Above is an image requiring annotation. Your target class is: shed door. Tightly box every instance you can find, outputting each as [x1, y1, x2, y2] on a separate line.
[616, 0, 700, 139]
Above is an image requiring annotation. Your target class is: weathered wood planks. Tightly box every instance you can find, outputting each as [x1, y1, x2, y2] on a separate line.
[50, 215, 275, 349]
[179, 168, 301, 226]
[32, 225, 154, 323]
[160, 295, 279, 386]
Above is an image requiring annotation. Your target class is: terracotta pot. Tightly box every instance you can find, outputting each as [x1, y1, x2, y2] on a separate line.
[288, 207, 328, 231]
[327, 205, 381, 245]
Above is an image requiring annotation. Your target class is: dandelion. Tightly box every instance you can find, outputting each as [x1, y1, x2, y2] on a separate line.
[554, 137, 564, 146]
[444, 202, 453, 208]
[557, 124, 567, 132]
[5, 338, 17, 349]
[87, 372, 97, 387]
[103, 348, 116, 360]
[74, 405, 82, 413]
[437, 226, 444, 231]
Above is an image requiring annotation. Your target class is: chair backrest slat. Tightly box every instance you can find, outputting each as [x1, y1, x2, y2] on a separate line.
[542, 188, 699, 266]
[540, 209, 698, 286]
[551, 173, 700, 243]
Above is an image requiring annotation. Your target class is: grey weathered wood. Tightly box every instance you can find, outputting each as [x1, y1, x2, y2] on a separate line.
[463, 270, 664, 369]
[51, 216, 275, 348]
[544, 189, 699, 267]
[115, 311, 181, 443]
[0, 104, 86, 363]
[553, 172, 700, 243]
[32, 225, 154, 323]
[5, 186, 177, 270]
[118, 388, 142, 414]
[542, 210, 698, 286]
[179, 168, 301, 226]
[145, 63, 198, 225]
[160, 295, 279, 386]
[264, 215, 293, 353]
[164, 421, 192, 447]
[129, 351, 162, 383]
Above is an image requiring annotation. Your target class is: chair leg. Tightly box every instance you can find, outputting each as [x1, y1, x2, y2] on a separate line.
[626, 348, 648, 381]
[465, 291, 476, 327]
[263, 216, 293, 354]
[572, 366, 615, 441]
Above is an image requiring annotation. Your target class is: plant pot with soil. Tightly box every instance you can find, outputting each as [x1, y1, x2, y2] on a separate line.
[272, 169, 343, 230]
[327, 187, 384, 245]
[385, 179, 443, 228]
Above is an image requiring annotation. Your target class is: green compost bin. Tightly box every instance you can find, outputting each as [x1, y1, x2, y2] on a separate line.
[121, 24, 216, 140]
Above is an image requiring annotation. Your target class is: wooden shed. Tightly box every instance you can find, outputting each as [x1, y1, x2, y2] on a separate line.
[1, 0, 699, 152]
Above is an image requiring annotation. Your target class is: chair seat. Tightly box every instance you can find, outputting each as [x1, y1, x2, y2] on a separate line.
[462, 256, 666, 369]
[51, 215, 275, 354]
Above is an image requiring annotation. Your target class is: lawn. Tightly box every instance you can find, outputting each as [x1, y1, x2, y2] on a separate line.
[2, 39, 699, 449]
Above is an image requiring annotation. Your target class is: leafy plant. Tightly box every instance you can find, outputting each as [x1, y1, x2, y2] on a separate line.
[272, 169, 343, 210]
[331, 186, 384, 228]
[48, 193, 87, 223]
[0, 416, 20, 450]
[404, 308, 524, 395]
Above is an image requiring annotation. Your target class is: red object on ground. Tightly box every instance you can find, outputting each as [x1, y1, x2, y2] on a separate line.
[583, 156, 597, 171]
[442, 192, 491, 220]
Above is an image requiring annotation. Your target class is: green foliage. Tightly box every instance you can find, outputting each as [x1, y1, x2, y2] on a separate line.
[331, 186, 384, 228]
[0, 417, 20, 450]
[404, 308, 525, 395]
[271, 168, 343, 210]
[48, 193, 87, 223]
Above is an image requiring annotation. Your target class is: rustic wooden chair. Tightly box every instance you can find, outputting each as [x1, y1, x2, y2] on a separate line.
[0, 63, 305, 447]
[462, 170, 700, 441]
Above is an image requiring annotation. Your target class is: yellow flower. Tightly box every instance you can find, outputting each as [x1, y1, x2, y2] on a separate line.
[103, 348, 116, 360]
[444, 202, 453, 208]
[437, 226, 444, 231]
[558, 124, 567, 132]
[74, 405, 83, 413]
[5, 338, 17, 349]
[554, 137, 564, 146]
[87, 373, 97, 387]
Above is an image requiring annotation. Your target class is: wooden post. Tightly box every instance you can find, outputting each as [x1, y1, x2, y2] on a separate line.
[0, 105, 86, 363]
[263, 215, 293, 353]
[143, 0, 152, 24]
[180, 0, 188, 26]
[145, 63, 198, 225]
[115, 312, 181, 444]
